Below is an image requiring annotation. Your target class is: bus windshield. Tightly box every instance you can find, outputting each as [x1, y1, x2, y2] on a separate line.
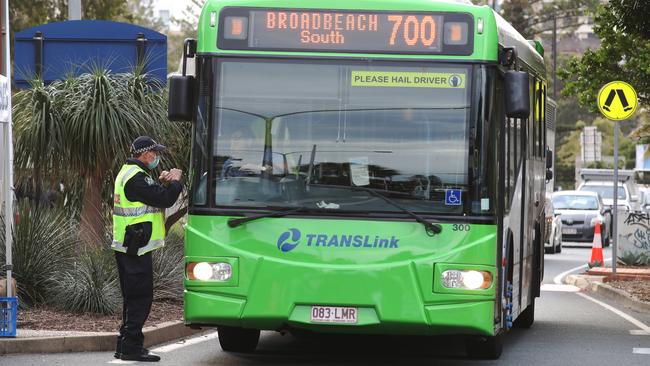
[210, 59, 471, 214]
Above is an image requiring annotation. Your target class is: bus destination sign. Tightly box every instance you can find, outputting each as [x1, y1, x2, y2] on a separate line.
[219, 8, 474, 55]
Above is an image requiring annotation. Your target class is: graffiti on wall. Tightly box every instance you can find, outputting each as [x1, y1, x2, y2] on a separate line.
[619, 212, 650, 257]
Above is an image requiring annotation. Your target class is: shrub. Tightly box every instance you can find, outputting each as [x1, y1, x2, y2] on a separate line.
[0, 201, 76, 307]
[618, 251, 650, 266]
[152, 226, 185, 301]
[51, 247, 121, 315]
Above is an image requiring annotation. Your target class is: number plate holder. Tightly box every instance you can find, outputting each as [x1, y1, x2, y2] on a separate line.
[562, 228, 578, 235]
[310, 306, 358, 324]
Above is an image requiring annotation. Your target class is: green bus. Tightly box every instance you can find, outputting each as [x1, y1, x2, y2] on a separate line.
[168, 0, 553, 359]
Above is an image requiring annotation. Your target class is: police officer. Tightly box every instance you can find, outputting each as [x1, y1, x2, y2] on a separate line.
[112, 136, 183, 362]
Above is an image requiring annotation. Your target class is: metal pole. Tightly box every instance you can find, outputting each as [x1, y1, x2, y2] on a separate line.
[68, 0, 82, 20]
[612, 125, 618, 274]
[552, 14, 558, 99]
[2, 0, 14, 298]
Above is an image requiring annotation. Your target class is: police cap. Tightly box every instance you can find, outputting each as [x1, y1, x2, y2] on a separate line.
[131, 136, 166, 155]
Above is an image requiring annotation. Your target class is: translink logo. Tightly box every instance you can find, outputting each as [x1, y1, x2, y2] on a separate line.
[276, 229, 399, 253]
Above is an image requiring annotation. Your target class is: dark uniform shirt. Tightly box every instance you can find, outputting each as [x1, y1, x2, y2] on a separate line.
[121, 158, 183, 244]
[123, 158, 183, 209]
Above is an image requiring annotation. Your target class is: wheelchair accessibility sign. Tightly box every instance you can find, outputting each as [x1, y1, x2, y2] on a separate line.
[445, 189, 462, 206]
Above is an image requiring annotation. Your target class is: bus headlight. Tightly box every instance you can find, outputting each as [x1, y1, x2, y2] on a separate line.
[187, 262, 232, 281]
[442, 270, 492, 290]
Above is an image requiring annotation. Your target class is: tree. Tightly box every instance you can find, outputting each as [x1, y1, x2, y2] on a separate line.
[13, 68, 189, 248]
[561, 0, 650, 111]
[166, 0, 205, 73]
[125, 0, 167, 31]
[10, 1, 140, 33]
[10, 1, 66, 34]
[469, 1, 601, 39]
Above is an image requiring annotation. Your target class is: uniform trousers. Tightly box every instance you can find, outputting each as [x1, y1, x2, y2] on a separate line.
[115, 251, 153, 355]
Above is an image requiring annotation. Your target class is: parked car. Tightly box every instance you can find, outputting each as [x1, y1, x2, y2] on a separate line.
[552, 190, 611, 247]
[578, 168, 640, 211]
[577, 181, 636, 213]
[544, 193, 562, 254]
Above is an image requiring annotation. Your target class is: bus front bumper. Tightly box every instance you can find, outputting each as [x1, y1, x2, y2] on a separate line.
[184, 261, 496, 336]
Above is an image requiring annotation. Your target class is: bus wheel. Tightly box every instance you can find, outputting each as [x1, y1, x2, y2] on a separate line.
[465, 333, 503, 359]
[217, 326, 260, 353]
[514, 300, 535, 329]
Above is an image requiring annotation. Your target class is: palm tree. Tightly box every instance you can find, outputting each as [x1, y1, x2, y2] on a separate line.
[13, 67, 189, 248]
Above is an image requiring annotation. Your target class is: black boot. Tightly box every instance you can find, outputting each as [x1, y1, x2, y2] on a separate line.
[114, 336, 123, 359]
[121, 348, 161, 362]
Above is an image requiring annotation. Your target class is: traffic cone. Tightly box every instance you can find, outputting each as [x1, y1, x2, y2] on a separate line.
[589, 222, 604, 267]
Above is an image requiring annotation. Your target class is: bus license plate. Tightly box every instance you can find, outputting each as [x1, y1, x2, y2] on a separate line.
[562, 228, 578, 235]
[310, 306, 357, 324]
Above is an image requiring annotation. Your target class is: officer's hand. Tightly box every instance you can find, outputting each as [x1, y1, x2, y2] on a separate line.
[159, 171, 171, 182]
[169, 169, 183, 181]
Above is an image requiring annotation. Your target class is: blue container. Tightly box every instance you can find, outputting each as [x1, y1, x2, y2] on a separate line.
[0, 297, 17, 337]
[14, 20, 167, 89]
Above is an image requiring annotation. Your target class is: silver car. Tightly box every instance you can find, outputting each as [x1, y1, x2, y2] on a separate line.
[552, 190, 611, 247]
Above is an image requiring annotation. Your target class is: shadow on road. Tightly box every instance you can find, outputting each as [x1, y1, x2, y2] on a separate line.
[200, 331, 518, 365]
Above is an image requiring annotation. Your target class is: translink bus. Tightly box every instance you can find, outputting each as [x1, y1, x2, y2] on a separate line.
[168, 0, 553, 359]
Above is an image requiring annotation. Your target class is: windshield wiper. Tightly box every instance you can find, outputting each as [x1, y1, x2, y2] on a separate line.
[308, 184, 442, 236]
[227, 207, 308, 228]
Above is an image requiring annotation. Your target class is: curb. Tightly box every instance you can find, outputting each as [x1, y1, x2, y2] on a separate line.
[0, 321, 203, 355]
[565, 274, 650, 313]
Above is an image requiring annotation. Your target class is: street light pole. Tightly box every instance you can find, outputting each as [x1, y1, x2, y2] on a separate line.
[2, 0, 14, 298]
[69, 0, 82, 20]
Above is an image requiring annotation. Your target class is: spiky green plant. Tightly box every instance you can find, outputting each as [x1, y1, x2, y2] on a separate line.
[0, 201, 77, 307]
[618, 251, 650, 266]
[51, 247, 121, 315]
[12, 67, 190, 248]
[152, 227, 185, 301]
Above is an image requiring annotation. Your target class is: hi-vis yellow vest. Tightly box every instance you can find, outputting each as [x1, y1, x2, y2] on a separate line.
[112, 164, 165, 255]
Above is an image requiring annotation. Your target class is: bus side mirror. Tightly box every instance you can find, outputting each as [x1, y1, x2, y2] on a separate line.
[168, 75, 195, 121]
[505, 71, 530, 119]
[168, 39, 197, 122]
[546, 149, 553, 169]
[546, 169, 553, 181]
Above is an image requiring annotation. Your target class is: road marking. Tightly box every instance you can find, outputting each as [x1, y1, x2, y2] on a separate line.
[633, 348, 650, 355]
[630, 330, 650, 335]
[576, 292, 650, 333]
[108, 332, 219, 363]
[150, 331, 219, 353]
[540, 284, 580, 292]
[552, 257, 612, 285]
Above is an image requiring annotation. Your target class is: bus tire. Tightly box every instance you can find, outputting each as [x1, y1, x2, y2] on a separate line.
[514, 300, 535, 329]
[465, 333, 503, 359]
[217, 326, 260, 353]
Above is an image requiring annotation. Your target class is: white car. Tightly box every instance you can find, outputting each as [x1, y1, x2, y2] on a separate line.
[577, 181, 634, 212]
[544, 194, 562, 254]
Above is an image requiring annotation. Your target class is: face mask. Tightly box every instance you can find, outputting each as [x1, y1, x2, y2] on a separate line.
[148, 154, 160, 170]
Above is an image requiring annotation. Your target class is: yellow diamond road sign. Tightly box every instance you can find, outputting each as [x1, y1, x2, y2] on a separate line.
[597, 81, 638, 121]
